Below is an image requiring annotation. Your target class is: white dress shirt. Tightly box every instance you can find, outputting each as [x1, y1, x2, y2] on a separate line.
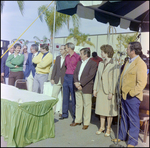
[60, 55, 65, 68]
[78, 58, 90, 81]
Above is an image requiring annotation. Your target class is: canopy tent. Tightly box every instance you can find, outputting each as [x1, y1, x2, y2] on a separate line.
[56, 1, 149, 32]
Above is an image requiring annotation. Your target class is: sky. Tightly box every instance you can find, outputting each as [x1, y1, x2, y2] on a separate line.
[1, 1, 135, 44]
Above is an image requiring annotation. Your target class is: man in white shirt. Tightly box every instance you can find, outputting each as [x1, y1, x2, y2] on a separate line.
[1, 44, 14, 84]
[24, 44, 39, 91]
[71, 48, 97, 130]
[51, 45, 67, 116]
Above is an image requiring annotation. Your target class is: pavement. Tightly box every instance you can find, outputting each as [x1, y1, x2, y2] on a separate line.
[1, 101, 149, 147]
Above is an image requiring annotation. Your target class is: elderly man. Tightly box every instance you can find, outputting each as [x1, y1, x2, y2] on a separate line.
[51, 45, 67, 116]
[24, 44, 39, 91]
[1, 44, 14, 84]
[112, 42, 147, 147]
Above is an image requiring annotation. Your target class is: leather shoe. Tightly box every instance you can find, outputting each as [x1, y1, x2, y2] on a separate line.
[111, 139, 121, 142]
[59, 117, 67, 120]
[127, 144, 135, 147]
[59, 114, 62, 117]
[82, 125, 89, 130]
[70, 123, 81, 126]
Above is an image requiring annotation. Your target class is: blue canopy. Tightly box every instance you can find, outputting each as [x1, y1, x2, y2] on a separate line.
[56, 1, 149, 32]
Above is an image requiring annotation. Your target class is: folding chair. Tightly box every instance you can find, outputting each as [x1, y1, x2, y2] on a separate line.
[15, 79, 27, 90]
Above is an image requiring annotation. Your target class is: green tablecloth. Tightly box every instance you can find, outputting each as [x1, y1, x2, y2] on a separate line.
[1, 98, 58, 147]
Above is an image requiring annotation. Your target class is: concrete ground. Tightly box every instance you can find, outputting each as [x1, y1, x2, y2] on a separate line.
[1, 102, 149, 147]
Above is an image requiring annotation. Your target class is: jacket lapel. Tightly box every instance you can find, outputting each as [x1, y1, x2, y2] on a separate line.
[123, 56, 139, 76]
[80, 59, 90, 77]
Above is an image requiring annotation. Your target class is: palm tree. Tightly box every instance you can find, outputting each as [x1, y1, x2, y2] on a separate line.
[11, 39, 29, 45]
[66, 26, 95, 47]
[66, 27, 81, 45]
[38, 5, 80, 51]
[33, 36, 50, 44]
[107, 25, 117, 44]
[1, 1, 24, 16]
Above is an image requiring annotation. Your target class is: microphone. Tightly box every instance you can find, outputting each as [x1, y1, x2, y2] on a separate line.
[117, 51, 126, 56]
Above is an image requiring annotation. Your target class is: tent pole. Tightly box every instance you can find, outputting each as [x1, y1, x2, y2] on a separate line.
[52, 1, 56, 65]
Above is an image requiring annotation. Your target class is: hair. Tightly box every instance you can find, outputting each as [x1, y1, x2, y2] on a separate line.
[14, 43, 21, 49]
[23, 45, 28, 49]
[100, 44, 114, 58]
[60, 44, 65, 48]
[65, 42, 75, 50]
[92, 52, 97, 58]
[80, 48, 91, 57]
[31, 44, 38, 52]
[129, 41, 142, 55]
[40, 43, 49, 51]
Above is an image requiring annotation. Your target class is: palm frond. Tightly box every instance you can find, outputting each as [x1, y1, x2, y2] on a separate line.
[17, 1, 24, 16]
[33, 36, 41, 42]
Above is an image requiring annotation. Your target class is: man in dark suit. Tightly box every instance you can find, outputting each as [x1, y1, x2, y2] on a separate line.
[51, 45, 67, 116]
[1, 44, 14, 84]
[24, 44, 39, 91]
[70, 48, 97, 130]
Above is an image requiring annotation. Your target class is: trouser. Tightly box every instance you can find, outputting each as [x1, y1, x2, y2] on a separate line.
[5, 77, 9, 85]
[75, 90, 92, 125]
[62, 74, 76, 120]
[51, 79, 63, 114]
[32, 73, 49, 94]
[27, 71, 34, 92]
[119, 94, 141, 146]
[9, 71, 24, 86]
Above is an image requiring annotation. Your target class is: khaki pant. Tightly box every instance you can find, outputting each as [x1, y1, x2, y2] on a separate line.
[32, 73, 49, 94]
[75, 90, 92, 126]
[51, 79, 63, 114]
[27, 71, 34, 92]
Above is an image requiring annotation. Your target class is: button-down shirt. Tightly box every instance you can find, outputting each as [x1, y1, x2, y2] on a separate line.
[60, 55, 65, 68]
[65, 52, 80, 75]
[129, 55, 139, 63]
[78, 58, 90, 81]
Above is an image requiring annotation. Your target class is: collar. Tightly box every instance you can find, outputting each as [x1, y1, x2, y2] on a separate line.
[102, 58, 113, 64]
[82, 57, 90, 63]
[61, 55, 66, 59]
[129, 55, 139, 63]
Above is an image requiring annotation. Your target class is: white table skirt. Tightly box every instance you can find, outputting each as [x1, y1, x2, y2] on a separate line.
[1, 83, 56, 103]
[43, 82, 62, 113]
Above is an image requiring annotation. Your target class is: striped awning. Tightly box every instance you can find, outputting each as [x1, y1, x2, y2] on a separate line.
[56, 1, 149, 32]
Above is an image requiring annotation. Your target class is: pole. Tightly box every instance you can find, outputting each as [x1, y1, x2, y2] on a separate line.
[52, 1, 56, 65]
[109, 49, 124, 148]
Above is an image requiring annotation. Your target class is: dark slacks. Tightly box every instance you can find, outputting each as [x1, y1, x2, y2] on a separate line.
[9, 71, 24, 86]
[62, 74, 76, 120]
[119, 94, 141, 146]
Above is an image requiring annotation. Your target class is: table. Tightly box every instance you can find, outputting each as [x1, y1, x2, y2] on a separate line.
[43, 82, 63, 113]
[1, 83, 58, 147]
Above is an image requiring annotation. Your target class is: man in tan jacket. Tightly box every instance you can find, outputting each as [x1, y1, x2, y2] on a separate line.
[112, 42, 147, 147]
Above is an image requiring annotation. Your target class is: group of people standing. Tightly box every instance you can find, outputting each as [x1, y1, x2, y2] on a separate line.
[50, 41, 147, 147]
[1, 43, 53, 94]
[1, 41, 148, 147]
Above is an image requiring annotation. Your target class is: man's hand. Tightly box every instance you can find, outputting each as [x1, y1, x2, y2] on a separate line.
[15, 65, 19, 68]
[108, 93, 113, 100]
[78, 86, 82, 91]
[93, 90, 97, 97]
[51, 80, 55, 85]
[1, 73, 4, 77]
[74, 82, 80, 88]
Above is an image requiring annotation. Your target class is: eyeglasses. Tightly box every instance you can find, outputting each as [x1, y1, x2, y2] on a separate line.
[23, 48, 27, 49]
